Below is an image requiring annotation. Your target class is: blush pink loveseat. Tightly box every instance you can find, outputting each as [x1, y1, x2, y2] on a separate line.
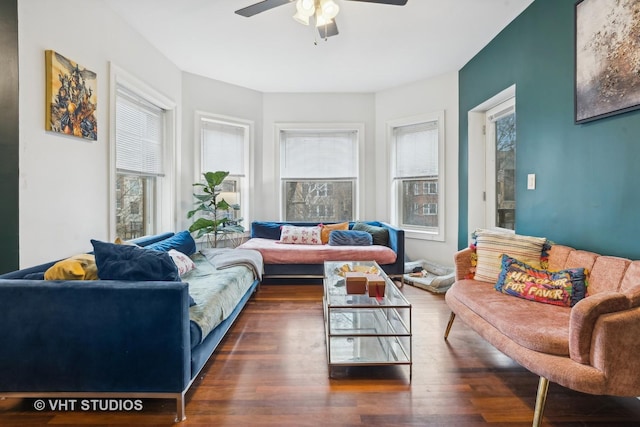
[444, 244, 640, 426]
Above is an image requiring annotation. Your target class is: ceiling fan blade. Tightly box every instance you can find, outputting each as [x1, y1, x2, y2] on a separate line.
[318, 20, 339, 39]
[235, 0, 295, 17]
[345, 0, 408, 5]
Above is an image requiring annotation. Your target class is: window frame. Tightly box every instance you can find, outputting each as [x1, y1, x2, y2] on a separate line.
[275, 123, 365, 222]
[388, 111, 446, 241]
[467, 85, 516, 239]
[195, 111, 254, 229]
[109, 63, 178, 240]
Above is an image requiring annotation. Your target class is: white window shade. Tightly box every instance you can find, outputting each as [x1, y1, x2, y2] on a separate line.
[394, 121, 438, 178]
[115, 87, 164, 176]
[202, 121, 245, 176]
[281, 131, 357, 179]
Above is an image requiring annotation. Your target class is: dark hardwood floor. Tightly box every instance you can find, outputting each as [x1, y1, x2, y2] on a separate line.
[2, 284, 640, 426]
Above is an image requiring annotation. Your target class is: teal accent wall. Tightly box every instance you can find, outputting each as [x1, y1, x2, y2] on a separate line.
[459, 0, 640, 258]
[0, 0, 19, 273]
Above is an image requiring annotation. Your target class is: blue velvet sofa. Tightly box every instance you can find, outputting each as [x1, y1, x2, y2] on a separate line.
[238, 221, 405, 282]
[0, 232, 260, 421]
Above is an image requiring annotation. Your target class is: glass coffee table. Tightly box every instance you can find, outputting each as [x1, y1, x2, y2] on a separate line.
[323, 261, 412, 380]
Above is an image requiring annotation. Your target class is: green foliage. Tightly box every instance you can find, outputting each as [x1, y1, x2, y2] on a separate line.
[187, 171, 243, 245]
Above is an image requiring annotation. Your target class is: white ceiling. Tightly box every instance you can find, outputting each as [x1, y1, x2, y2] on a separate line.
[104, 0, 534, 93]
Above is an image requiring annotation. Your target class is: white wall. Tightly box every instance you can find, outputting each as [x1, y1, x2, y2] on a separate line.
[261, 93, 376, 220]
[18, 0, 182, 267]
[180, 72, 263, 231]
[375, 72, 459, 266]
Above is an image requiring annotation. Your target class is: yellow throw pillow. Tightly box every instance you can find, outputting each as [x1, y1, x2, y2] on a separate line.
[44, 254, 98, 280]
[320, 222, 349, 244]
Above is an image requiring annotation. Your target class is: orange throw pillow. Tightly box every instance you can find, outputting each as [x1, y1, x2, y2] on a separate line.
[320, 222, 349, 244]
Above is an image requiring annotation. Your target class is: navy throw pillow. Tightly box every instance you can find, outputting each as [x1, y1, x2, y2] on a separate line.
[251, 222, 289, 240]
[329, 230, 373, 246]
[144, 230, 196, 256]
[91, 239, 180, 282]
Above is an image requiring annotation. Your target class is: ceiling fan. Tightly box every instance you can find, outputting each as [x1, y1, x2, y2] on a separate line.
[235, 0, 408, 39]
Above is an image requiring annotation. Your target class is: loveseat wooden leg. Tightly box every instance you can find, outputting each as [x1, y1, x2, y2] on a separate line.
[444, 312, 456, 340]
[532, 376, 549, 427]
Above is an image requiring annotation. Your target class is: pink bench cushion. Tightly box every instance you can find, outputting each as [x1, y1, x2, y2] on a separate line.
[238, 238, 397, 265]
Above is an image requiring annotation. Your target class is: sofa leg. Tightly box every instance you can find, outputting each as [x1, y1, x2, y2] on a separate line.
[175, 394, 186, 422]
[532, 376, 549, 427]
[444, 312, 456, 340]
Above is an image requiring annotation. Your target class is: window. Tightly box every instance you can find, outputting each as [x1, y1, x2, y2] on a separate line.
[389, 112, 445, 240]
[110, 65, 176, 241]
[423, 203, 437, 215]
[198, 113, 252, 226]
[486, 98, 516, 231]
[314, 204, 334, 219]
[423, 182, 438, 195]
[279, 126, 360, 222]
[314, 183, 332, 197]
[114, 86, 165, 239]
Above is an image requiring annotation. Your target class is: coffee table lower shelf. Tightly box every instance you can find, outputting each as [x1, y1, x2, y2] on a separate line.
[326, 334, 412, 380]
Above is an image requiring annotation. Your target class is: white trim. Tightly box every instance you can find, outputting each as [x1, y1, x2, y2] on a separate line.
[467, 85, 516, 242]
[109, 63, 178, 239]
[274, 122, 365, 221]
[387, 111, 446, 242]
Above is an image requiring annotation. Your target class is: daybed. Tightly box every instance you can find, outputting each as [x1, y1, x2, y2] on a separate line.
[0, 231, 262, 421]
[237, 221, 404, 282]
[444, 230, 640, 426]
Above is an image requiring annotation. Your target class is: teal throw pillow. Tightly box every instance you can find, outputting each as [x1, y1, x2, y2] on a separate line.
[352, 222, 389, 246]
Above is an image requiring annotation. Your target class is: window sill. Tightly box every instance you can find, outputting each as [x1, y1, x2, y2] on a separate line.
[403, 228, 444, 242]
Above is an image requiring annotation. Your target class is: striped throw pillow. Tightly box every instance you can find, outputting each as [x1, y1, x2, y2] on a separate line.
[473, 229, 547, 283]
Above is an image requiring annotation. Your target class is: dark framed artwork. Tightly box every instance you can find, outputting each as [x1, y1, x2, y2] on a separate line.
[45, 50, 98, 140]
[575, 0, 640, 123]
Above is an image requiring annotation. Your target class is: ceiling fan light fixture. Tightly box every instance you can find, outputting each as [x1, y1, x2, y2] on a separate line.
[315, 0, 339, 28]
[315, 13, 333, 28]
[320, 0, 339, 20]
[296, 0, 316, 17]
[294, 0, 315, 25]
[293, 11, 310, 25]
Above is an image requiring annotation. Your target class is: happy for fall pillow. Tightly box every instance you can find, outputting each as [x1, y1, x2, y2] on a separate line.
[495, 254, 588, 307]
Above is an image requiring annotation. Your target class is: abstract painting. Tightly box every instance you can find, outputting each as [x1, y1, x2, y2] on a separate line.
[575, 0, 640, 123]
[45, 50, 97, 140]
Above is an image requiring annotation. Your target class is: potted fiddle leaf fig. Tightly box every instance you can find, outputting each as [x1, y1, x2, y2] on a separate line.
[187, 171, 243, 247]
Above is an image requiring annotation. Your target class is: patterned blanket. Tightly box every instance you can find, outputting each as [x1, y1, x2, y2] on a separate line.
[183, 251, 258, 345]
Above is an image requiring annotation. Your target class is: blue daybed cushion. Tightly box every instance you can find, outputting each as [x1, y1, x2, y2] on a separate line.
[91, 239, 180, 282]
[328, 230, 373, 246]
[144, 230, 197, 256]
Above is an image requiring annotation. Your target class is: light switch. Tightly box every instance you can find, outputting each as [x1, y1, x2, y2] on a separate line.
[527, 174, 536, 190]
